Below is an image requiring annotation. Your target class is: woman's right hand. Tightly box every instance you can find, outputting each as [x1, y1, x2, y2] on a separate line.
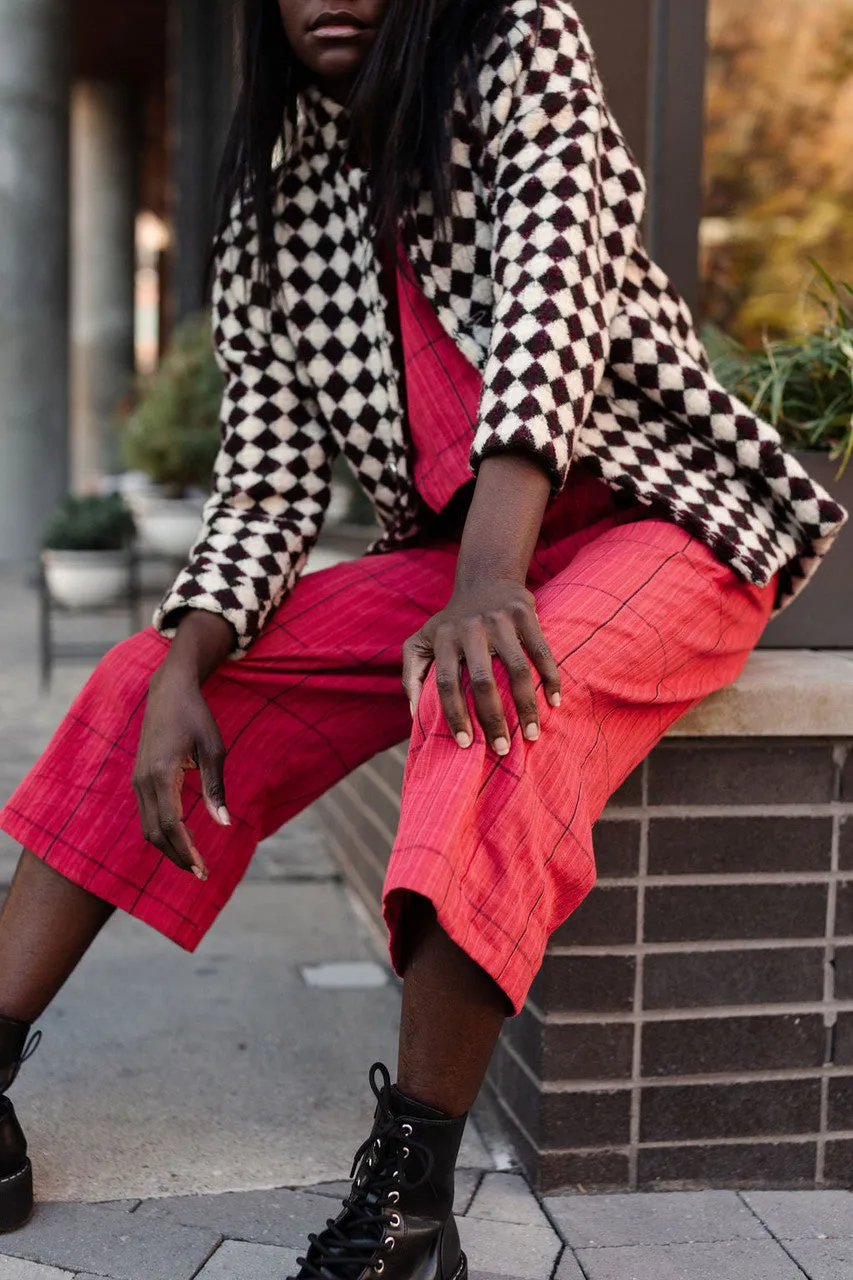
[132, 611, 236, 880]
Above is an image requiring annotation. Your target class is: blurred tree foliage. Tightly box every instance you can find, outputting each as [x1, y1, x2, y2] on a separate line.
[702, 0, 853, 345]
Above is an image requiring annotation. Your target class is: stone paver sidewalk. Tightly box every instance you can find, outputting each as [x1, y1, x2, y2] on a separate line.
[2, 1183, 853, 1279]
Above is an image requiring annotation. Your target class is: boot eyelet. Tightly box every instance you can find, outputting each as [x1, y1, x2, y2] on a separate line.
[374, 1262, 385, 1275]
[384, 1235, 396, 1251]
[389, 1212, 402, 1229]
[402, 1146, 410, 1159]
[387, 1190, 400, 1204]
[401, 1123, 413, 1137]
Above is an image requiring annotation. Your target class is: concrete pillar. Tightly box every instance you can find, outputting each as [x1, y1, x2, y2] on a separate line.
[0, 0, 70, 562]
[647, 0, 710, 315]
[71, 83, 136, 490]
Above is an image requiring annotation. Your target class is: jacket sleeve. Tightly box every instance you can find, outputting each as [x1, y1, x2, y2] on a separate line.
[470, 0, 646, 488]
[154, 214, 337, 656]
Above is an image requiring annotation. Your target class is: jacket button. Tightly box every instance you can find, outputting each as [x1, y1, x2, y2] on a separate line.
[388, 461, 398, 475]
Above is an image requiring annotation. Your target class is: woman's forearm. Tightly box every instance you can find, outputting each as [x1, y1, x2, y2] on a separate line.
[455, 453, 552, 589]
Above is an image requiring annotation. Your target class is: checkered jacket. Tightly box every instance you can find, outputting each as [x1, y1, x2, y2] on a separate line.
[155, 0, 847, 654]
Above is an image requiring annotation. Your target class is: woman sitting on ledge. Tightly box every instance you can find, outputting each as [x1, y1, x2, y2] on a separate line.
[0, 0, 845, 1275]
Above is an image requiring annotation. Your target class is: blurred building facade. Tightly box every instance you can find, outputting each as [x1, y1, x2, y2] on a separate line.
[0, 0, 708, 563]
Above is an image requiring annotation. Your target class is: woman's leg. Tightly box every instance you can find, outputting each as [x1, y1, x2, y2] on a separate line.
[397, 895, 509, 1117]
[0, 852, 114, 1025]
[0, 855, 114, 1231]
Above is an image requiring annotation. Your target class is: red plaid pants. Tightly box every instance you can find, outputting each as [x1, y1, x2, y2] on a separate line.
[0, 472, 774, 1012]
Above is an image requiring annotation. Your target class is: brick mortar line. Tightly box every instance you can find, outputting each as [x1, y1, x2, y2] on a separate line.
[601, 803, 853, 818]
[628, 760, 649, 1191]
[317, 833, 384, 916]
[526, 999, 853, 1024]
[525, 1132, 853, 1157]
[817, 790, 843, 1184]
[541, 1065, 853, 1094]
[581, 871, 853, 886]
[316, 791, 391, 884]
[634, 1130, 853, 1149]
[487, 1087, 551, 1172]
[354, 760, 409, 811]
[329, 776, 400, 853]
[549, 938, 839, 955]
[317, 821, 386, 928]
[500, 1036, 853, 1091]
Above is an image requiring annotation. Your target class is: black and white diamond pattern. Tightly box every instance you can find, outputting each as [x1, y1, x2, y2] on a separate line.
[156, 0, 846, 654]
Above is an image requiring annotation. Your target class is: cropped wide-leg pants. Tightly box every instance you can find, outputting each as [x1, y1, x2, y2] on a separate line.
[0, 475, 775, 1013]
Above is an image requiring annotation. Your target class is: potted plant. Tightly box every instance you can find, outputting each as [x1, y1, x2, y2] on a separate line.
[120, 313, 223, 557]
[42, 494, 137, 610]
[709, 266, 853, 647]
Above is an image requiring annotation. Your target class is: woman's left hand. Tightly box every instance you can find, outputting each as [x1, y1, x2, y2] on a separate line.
[402, 578, 562, 756]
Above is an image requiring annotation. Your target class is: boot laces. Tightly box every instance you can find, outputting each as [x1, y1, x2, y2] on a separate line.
[6, 1030, 42, 1091]
[291, 1063, 435, 1280]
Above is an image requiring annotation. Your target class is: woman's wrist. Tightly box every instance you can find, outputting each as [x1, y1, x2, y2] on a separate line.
[454, 550, 530, 594]
[153, 610, 236, 691]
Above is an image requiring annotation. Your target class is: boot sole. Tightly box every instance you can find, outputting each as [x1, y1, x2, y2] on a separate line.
[0, 1159, 34, 1233]
[451, 1253, 468, 1280]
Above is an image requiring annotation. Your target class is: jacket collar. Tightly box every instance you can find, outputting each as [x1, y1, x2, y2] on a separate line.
[300, 82, 351, 157]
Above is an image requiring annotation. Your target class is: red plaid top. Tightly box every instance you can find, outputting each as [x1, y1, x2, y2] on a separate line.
[396, 259, 480, 514]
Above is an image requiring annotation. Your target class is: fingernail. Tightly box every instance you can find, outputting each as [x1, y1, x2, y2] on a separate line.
[524, 723, 540, 741]
[409, 701, 415, 719]
[550, 692, 562, 708]
[493, 737, 510, 756]
[456, 731, 472, 749]
[217, 806, 232, 827]
[192, 867, 208, 882]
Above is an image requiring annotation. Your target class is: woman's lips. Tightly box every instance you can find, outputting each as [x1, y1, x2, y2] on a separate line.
[312, 23, 370, 38]
[310, 10, 371, 40]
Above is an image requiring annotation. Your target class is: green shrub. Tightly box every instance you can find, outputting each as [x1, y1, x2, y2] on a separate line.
[709, 265, 853, 475]
[43, 494, 136, 552]
[122, 313, 224, 495]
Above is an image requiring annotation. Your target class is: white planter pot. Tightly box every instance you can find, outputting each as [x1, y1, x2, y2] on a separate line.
[137, 496, 205, 558]
[42, 549, 129, 610]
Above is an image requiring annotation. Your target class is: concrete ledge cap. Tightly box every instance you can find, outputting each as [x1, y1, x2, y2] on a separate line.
[669, 650, 853, 738]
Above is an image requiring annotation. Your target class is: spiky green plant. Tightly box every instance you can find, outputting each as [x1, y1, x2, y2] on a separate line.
[708, 264, 853, 476]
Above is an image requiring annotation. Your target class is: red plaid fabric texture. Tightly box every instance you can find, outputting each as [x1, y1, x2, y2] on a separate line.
[0, 281, 777, 1012]
[396, 258, 479, 513]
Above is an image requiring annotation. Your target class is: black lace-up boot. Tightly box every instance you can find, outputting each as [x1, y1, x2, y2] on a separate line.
[0, 1015, 39, 1233]
[291, 1063, 468, 1280]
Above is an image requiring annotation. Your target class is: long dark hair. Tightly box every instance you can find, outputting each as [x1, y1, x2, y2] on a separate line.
[214, 0, 509, 278]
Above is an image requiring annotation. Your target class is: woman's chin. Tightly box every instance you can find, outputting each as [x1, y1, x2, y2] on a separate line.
[309, 41, 374, 90]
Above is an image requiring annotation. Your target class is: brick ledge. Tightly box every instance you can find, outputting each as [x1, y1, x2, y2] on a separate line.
[671, 650, 853, 738]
